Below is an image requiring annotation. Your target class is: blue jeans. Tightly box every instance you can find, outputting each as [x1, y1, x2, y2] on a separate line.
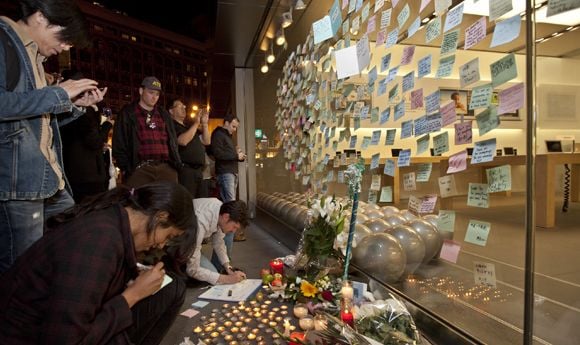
[0, 189, 74, 274]
[213, 173, 237, 270]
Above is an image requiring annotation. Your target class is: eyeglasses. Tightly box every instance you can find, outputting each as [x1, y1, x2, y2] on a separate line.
[145, 112, 157, 129]
[171, 103, 186, 110]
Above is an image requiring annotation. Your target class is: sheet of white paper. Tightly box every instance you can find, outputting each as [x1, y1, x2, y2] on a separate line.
[547, 0, 580, 16]
[335, 46, 359, 79]
[198, 279, 263, 302]
[459, 57, 480, 88]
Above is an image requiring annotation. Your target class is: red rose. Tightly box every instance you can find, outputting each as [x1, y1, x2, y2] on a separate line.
[321, 290, 334, 301]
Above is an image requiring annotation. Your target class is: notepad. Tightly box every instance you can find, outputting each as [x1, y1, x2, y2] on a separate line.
[198, 279, 263, 302]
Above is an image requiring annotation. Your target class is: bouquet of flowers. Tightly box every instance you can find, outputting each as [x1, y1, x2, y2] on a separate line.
[283, 275, 343, 305]
[294, 195, 347, 276]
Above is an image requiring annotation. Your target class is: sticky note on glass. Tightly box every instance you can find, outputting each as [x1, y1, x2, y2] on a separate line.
[486, 165, 512, 193]
[464, 17, 487, 50]
[467, 183, 489, 208]
[403, 172, 417, 191]
[438, 210, 456, 232]
[416, 163, 433, 182]
[379, 186, 393, 202]
[465, 220, 491, 246]
[370, 174, 381, 191]
[471, 138, 497, 164]
[447, 150, 467, 174]
[433, 132, 449, 155]
[438, 175, 458, 198]
[440, 240, 461, 263]
[474, 261, 497, 288]
[454, 121, 472, 145]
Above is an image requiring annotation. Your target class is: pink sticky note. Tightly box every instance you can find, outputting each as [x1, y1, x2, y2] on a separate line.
[367, 15, 376, 33]
[447, 150, 467, 174]
[376, 29, 387, 46]
[454, 121, 472, 145]
[420, 194, 438, 213]
[498, 82, 524, 115]
[411, 88, 424, 109]
[440, 240, 461, 263]
[400, 45, 415, 66]
[180, 309, 200, 318]
[440, 101, 457, 127]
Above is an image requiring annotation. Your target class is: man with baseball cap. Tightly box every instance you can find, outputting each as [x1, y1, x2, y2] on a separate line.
[113, 76, 182, 187]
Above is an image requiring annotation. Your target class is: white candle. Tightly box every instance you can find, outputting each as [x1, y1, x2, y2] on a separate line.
[341, 282, 354, 300]
[314, 315, 327, 331]
[299, 317, 314, 331]
[293, 304, 308, 319]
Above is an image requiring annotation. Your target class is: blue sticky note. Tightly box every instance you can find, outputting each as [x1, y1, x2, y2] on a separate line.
[368, 66, 378, 86]
[349, 135, 357, 148]
[418, 54, 432, 78]
[384, 159, 396, 176]
[330, 0, 342, 35]
[377, 78, 387, 96]
[425, 90, 441, 114]
[397, 149, 412, 167]
[380, 53, 392, 72]
[371, 130, 381, 145]
[380, 107, 391, 124]
[386, 28, 399, 48]
[387, 66, 399, 84]
[394, 100, 405, 121]
[401, 120, 413, 139]
[402, 71, 415, 93]
[370, 153, 380, 170]
[385, 129, 396, 145]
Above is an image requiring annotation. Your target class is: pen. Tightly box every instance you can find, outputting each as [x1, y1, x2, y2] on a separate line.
[137, 263, 152, 271]
[228, 290, 233, 297]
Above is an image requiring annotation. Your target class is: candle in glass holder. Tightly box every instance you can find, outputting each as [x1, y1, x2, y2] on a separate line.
[269, 259, 284, 275]
[341, 280, 354, 300]
[314, 314, 327, 331]
[298, 316, 314, 331]
[293, 303, 308, 319]
[340, 309, 354, 327]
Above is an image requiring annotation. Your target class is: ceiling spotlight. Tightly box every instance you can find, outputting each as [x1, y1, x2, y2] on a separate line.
[295, 0, 306, 10]
[281, 9, 293, 28]
[275, 27, 286, 46]
[266, 44, 275, 63]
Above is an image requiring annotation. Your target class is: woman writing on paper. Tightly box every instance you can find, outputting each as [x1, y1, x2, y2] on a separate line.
[0, 182, 197, 345]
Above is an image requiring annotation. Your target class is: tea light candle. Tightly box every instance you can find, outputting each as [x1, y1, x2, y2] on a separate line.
[299, 316, 314, 331]
[275, 316, 283, 322]
[272, 307, 280, 312]
[247, 334, 257, 340]
[265, 300, 272, 305]
[314, 314, 327, 331]
[224, 303, 230, 308]
[280, 305, 288, 310]
[341, 281, 354, 300]
[239, 326, 248, 333]
[244, 317, 252, 323]
[269, 258, 284, 275]
[228, 341, 238, 345]
[231, 327, 239, 333]
[234, 321, 243, 327]
[203, 326, 213, 332]
[210, 331, 219, 338]
[268, 321, 277, 327]
[224, 335, 233, 341]
[272, 333, 280, 339]
[251, 328, 259, 334]
[293, 304, 308, 319]
[261, 318, 269, 324]
[193, 326, 202, 333]
[224, 321, 233, 327]
[250, 300, 257, 305]
[217, 326, 225, 332]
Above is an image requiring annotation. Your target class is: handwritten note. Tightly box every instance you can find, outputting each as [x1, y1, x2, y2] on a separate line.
[433, 131, 449, 155]
[394, 100, 406, 121]
[371, 174, 382, 190]
[397, 4, 410, 28]
[377, 78, 387, 96]
[411, 88, 423, 109]
[491, 53, 517, 87]
[402, 71, 415, 93]
[435, 0, 452, 15]
[468, 183, 489, 208]
[380, 107, 391, 124]
[361, 1, 370, 22]
[443, 2, 464, 33]
[491, 15, 521, 48]
[436, 55, 456, 78]
[400, 45, 416, 66]
[465, 220, 491, 246]
[474, 261, 497, 287]
[376, 28, 387, 46]
[447, 150, 468, 173]
[384, 159, 396, 176]
[438, 210, 456, 232]
[380, 53, 392, 72]
[486, 165, 512, 192]
[401, 119, 413, 138]
[403, 172, 417, 191]
[370, 153, 381, 170]
[440, 101, 457, 127]
[313, 16, 333, 45]
[459, 57, 480, 88]
[385, 129, 396, 145]
[379, 186, 393, 202]
[440, 29, 460, 55]
[375, 0, 385, 13]
[438, 175, 458, 197]
[498, 82, 524, 114]
[398, 149, 412, 167]
[547, 0, 580, 17]
[387, 65, 399, 84]
[367, 14, 377, 34]
[476, 106, 500, 136]
[380, 8, 392, 29]
[389, 84, 399, 102]
[464, 16, 487, 50]
[425, 16, 442, 43]
[386, 28, 399, 48]
[471, 138, 497, 164]
[330, 0, 342, 34]
[361, 136, 372, 149]
[440, 240, 461, 263]
[418, 54, 432, 78]
[417, 134, 430, 155]
[371, 130, 381, 146]
[490, 0, 513, 22]
[425, 90, 441, 114]
[416, 163, 433, 182]
[408, 16, 421, 38]
[349, 135, 358, 148]
[469, 83, 493, 110]
[368, 190, 378, 204]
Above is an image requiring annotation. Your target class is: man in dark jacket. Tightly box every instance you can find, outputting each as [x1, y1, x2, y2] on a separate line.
[112, 76, 182, 187]
[209, 114, 246, 269]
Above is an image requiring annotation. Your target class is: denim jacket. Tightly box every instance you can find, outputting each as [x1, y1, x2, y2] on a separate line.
[0, 18, 83, 200]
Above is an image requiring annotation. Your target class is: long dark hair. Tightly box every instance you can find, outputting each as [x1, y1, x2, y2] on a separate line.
[48, 182, 197, 260]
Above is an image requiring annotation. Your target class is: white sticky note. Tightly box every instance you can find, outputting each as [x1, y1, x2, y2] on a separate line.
[438, 175, 458, 198]
[438, 210, 456, 232]
[474, 261, 497, 287]
[370, 174, 381, 191]
[425, 16, 442, 43]
[379, 186, 393, 202]
[459, 58, 480, 88]
[486, 165, 512, 193]
[403, 172, 417, 191]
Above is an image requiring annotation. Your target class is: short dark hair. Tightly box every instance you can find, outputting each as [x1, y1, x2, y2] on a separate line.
[18, 0, 90, 48]
[224, 113, 239, 124]
[219, 200, 249, 227]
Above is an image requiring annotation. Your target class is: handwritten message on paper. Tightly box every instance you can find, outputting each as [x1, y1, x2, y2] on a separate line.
[491, 15, 521, 48]
[468, 183, 489, 208]
[408, 16, 421, 38]
[454, 121, 473, 145]
[371, 174, 382, 191]
[547, 0, 580, 17]
[356, 34, 371, 72]
[443, 2, 464, 33]
[377, 78, 387, 96]
[361, 136, 372, 150]
[385, 129, 396, 145]
[375, 0, 385, 13]
[330, 0, 342, 35]
[386, 27, 399, 48]
[403, 172, 417, 191]
[361, 2, 370, 22]
[387, 65, 399, 83]
[425, 16, 442, 43]
[380, 107, 391, 124]
[440, 29, 460, 55]
[401, 119, 413, 138]
[401, 45, 416, 66]
[486, 165, 512, 192]
[491, 53, 517, 87]
[440, 101, 457, 127]
[326, 170, 335, 183]
[367, 14, 377, 34]
[381, 53, 392, 72]
[420, 194, 438, 213]
[380, 8, 392, 28]
[368, 66, 378, 86]
[417, 134, 430, 155]
[389, 84, 399, 102]
[411, 88, 424, 109]
[438, 210, 456, 232]
[459, 58, 480, 88]
[376, 28, 387, 46]
[433, 131, 449, 155]
[465, 220, 491, 246]
[397, 3, 411, 28]
[435, 0, 452, 15]
[384, 159, 396, 176]
[438, 175, 458, 198]
[472, 138, 497, 164]
[313, 16, 333, 45]
[416, 163, 433, 182]
[476, 106, 500, 136]
[464, 16, 487, 50]
[371, 130, 381, 146]
[490, 0, 513, 22]
[302, 175, 311, 186]
[498, 82, 524, 114]
[370, 153, 381, 170]
[398, 149, 412, 167]
[402, 71, 415, 93]
[425, 90, 441, 114]
[447, 150, 468, 173]
[368, 190, 378, 204]
[436, 55, 456, 78]
[469, 83, 493, 110]
[379, 186, 393, 202]
[349, 135, 358, 148]
[394, 100, 406, 121]
[418, 54, 432, 78]
[474, 261, 497, 288]
[440, 240, 461, 263]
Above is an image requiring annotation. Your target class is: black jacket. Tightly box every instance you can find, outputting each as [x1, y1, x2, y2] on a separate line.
[112, 102, 181, 178]
[210, 126, 240, 175]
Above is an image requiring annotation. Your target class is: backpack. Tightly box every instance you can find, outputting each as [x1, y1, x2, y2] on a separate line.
[0, 27, 20, 91]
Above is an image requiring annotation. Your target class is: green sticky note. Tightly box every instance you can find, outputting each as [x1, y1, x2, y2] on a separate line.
[467, 183, 489, 208]
[486, 165, 512, 193]
[416, 134, 430, 155]
[476, 106, 500, 136]
[465, 220, 491, 246]
[491, 53, 517, 87]
[433, 132, 449, 155]
[438, 210, 455, 232]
